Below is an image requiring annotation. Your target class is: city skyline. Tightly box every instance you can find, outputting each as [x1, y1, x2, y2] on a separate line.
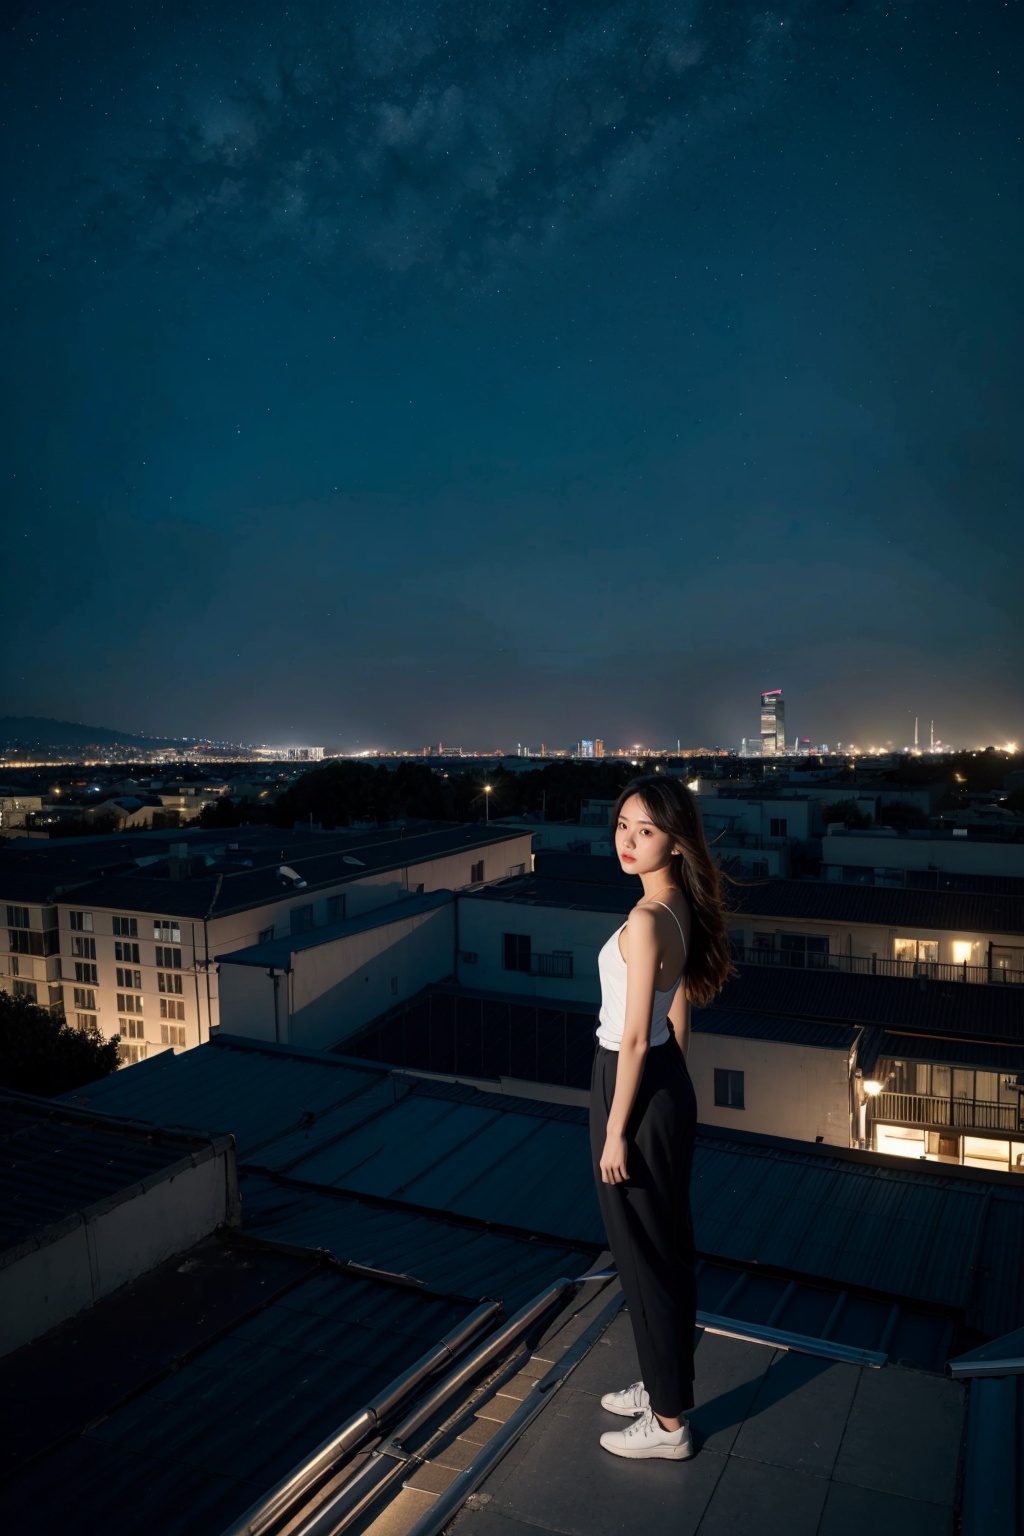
[2, 3, 1022, 748]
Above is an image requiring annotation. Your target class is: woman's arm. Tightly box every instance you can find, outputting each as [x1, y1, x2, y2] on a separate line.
[667, 983, 690, 1060]
[599, 906, 659, 1185]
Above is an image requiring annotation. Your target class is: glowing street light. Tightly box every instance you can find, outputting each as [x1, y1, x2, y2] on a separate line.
[483, 784, 492, 822]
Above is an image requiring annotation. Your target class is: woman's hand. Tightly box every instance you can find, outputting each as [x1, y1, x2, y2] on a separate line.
[600, 1131, 629, 1185]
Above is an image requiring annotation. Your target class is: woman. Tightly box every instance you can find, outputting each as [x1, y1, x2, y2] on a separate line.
[591, 773, 734, 1460]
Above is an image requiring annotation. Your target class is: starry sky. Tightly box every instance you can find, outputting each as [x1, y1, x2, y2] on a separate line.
[2, 0, 1022, 752]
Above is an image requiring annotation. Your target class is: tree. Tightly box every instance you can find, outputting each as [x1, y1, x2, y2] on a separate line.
[0, 992, 120, 1097]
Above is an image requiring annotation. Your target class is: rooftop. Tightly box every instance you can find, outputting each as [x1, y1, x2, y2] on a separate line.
[217, 888, 453, 970]
[0, 822, 529, 916]
[62, 1036, 1024, 1341]
[476, 857, 1024, 938]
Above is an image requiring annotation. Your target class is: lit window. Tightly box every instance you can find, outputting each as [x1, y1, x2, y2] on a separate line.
[70, 911, 94, 932]
[154, 920, 181, 942]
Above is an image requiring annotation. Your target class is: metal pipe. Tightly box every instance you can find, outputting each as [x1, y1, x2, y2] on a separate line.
[220, 1299, 501, 1536]
[696, 1310, 884, 1368]
[401, 1287, 625, 1536]
[291, 1278, 577, 1536]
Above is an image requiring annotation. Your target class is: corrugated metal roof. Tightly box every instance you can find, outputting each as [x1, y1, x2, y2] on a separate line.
[717, 965, 1024, 1042]
[729, 880, 1024, 936]
[865, 1032, 1024, 1072]
[0, 1238, 477, 1536]
[217, 888, 452, 970]
[239, 1173, 594, 1306]
[64, 1038, 1024, 1337]
[0, 1093, 224, 1255]
[65, 1037, 402, 1156]
[690, 1009, 857, 1051]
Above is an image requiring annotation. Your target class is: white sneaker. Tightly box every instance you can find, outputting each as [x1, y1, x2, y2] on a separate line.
[600, 1406, 693, 1461]
[600, 1380, 650, 1417]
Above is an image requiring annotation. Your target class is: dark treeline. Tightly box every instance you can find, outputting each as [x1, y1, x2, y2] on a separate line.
[201, 760, 648, 830]
[0, 992, 120, 1096]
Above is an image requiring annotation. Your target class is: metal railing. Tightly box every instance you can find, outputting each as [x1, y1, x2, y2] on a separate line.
[532, 951, 574, 979]
[733, 945, 1024, 987]
[869, 1090, 1022, 1133]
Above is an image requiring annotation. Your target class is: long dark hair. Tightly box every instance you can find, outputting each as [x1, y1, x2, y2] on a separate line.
[612, 774, 735, 1006]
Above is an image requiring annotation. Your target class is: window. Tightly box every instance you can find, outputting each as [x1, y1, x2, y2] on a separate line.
[13, 979, 38, 1002]
[326, 895, 346, 924]
[75, 1013, 98, 1033]
[119, 1042, 147, 1064]
[159, 998, 185, 1020]
[75, 962, 99, 985]
[779, 933, 830, 969]
[9, 928, 59, 956]
[158, 972, 184, 994]
[113, 916, 139, 937]
[471, 860, 485, 883]
[753, 931, 775, 953]
[769, 817, 788, 838]
[6, 905, 29, 929]
[70, 911, 94, 932]
[503, 933, 531, 972]
[155, 946, 182, 969]
[506, 862, 526, 877]
[894, 937, 939, 966]
[160, 1023, 186, 1048]
[120, 1016, 145, 1040]
[153, 920, 181, 942]
[116, 993, 143, 1013]
[116, 967, 142, 989]
[73, 987, 97, 1009]
[714, 1069, 745, 1110]
[114, 940, 140, 963]
[290, 904, 314, 934]
[258, 927, 275, 944]
[7, 955, 18, 976]
[72, 935, 97, 959]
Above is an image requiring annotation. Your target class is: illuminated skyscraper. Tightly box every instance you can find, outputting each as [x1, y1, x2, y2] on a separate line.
[760, 689, 786, 758]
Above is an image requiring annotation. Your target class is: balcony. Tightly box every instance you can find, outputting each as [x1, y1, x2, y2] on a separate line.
[869, 1090, 1023, 1134]
[530, 951, 574, 980]
[733, 945, 1024, 986]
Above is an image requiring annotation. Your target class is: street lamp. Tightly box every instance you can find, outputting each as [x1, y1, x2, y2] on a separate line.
[483, 784, 492, 823]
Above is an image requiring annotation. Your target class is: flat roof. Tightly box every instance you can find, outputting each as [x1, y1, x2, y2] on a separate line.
[0, 823, 530, 917]
[480, 858, 1024, 937]
[0, 1093, 230, 1261]
[62, 1036, 1024, 1340]
[216, 888, 453, 969]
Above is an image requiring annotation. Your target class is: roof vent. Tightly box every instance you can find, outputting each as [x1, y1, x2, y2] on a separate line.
[278, 864, 308, 888]
[342, 855, 366, 867]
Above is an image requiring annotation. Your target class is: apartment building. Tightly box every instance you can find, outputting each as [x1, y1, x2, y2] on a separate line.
[822, 823, 1024, 884]
[0, 823, 532, 1063]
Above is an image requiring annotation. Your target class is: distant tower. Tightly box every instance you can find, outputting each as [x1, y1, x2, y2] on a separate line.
[760, 690, 786, 758]
[930, 720, 935, 752]
[594, 739, 605, 759]
[914, 717, 919, 751]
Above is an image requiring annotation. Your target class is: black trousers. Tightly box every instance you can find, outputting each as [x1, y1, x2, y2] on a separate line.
[590, 1040, 698, 1418]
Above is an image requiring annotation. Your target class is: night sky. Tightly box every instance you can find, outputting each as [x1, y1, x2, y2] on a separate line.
[2, 1, 1021, 752]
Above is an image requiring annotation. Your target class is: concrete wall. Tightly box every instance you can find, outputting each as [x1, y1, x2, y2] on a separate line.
[457, 897, 618, 1005]
[688, 1032, 852, 1146]
[0, 1138, 239, 1357]
[218, 903, 457, 1050]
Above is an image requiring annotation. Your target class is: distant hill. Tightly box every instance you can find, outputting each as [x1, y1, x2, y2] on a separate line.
[0, 716, 185, 750]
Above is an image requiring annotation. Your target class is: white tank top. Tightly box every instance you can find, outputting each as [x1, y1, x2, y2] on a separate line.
[596, 900, 688, 1051]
